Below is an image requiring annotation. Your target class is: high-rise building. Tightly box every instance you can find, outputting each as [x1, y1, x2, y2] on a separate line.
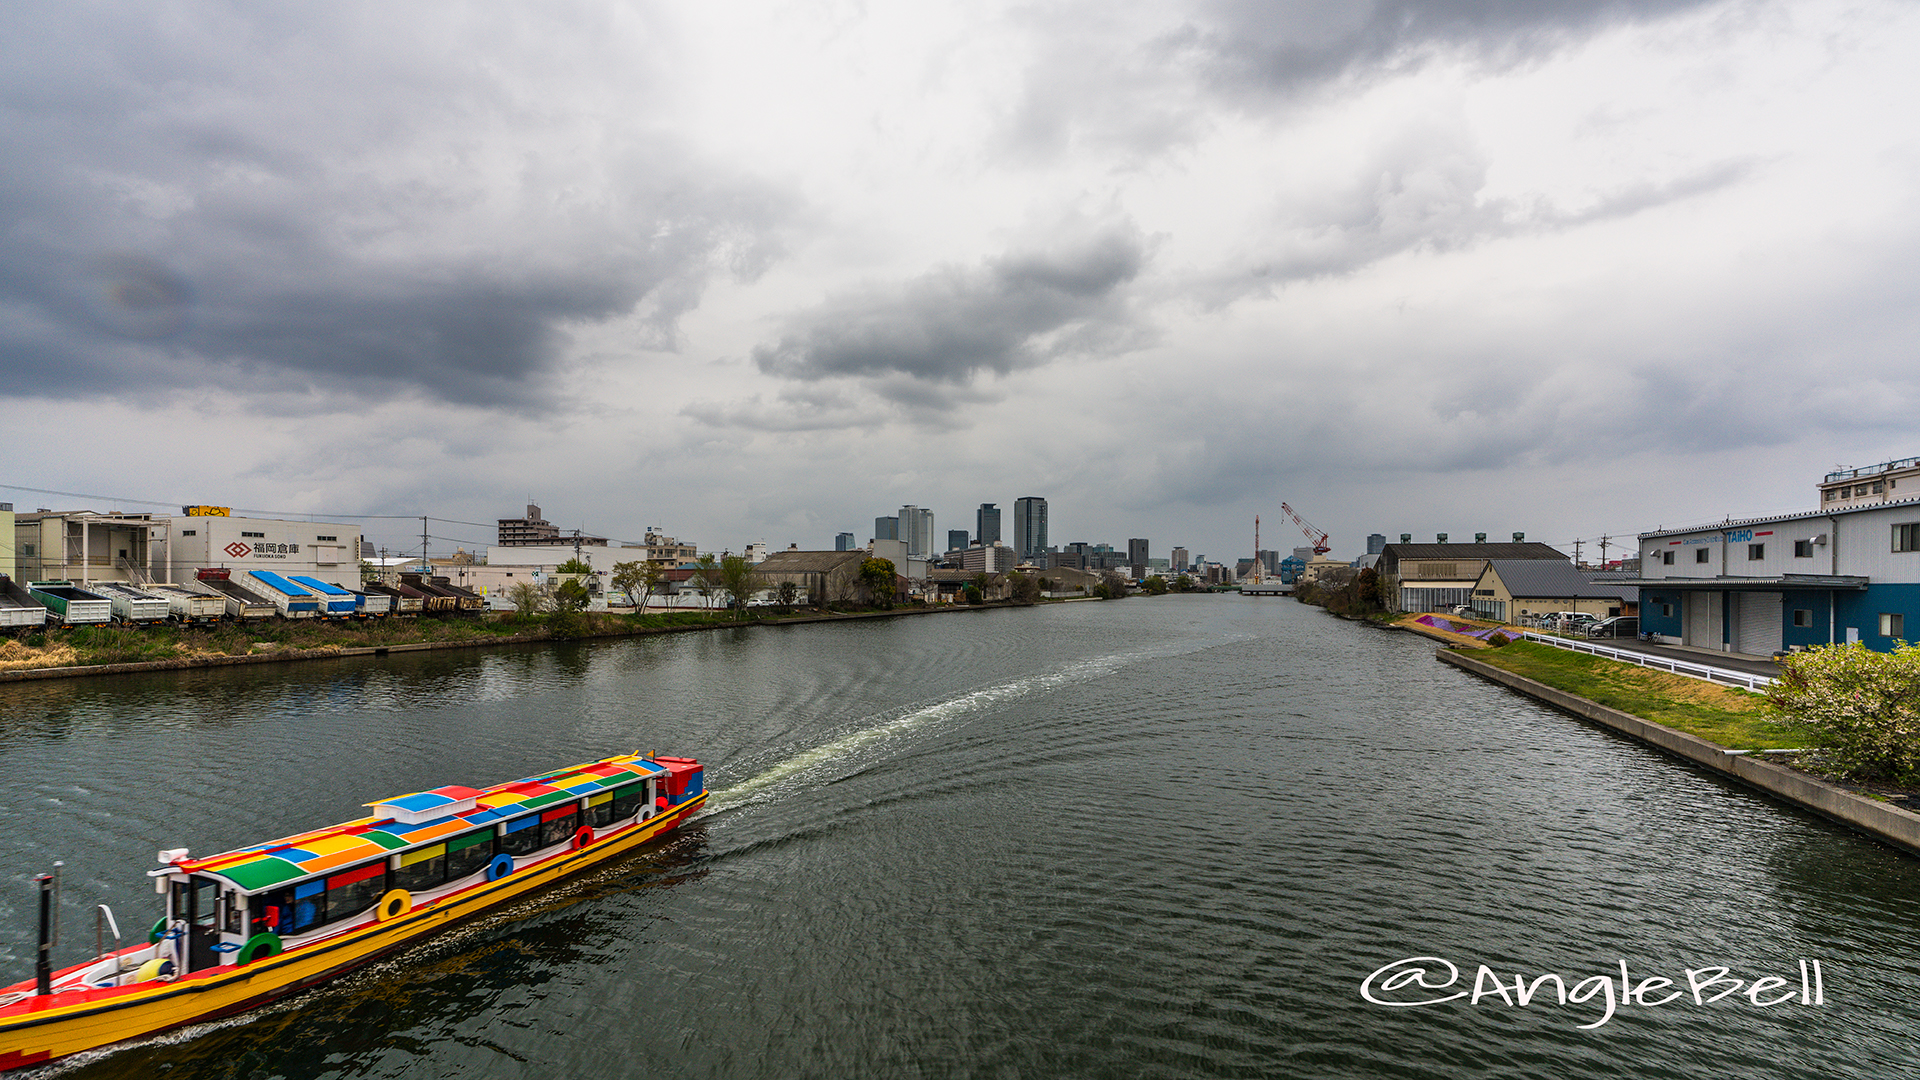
[976, 503, 1001, 546]
[875, 516, 899, 542]
[1367, 533, 1387, 555]
[1012, 497, 1048, 559]
[947, 529, 969, 551]
[836, 532, 856, 551]
[898, 505, 934, 557]
[1127, 538, 1149, 567]
[1170, 547, 1190, 571]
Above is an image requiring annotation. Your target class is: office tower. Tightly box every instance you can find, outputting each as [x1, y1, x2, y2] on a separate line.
[875, 516, 899, 542]
[1127, 538, 1149, 567]
[1012, 497, 1048, 559]
[976, 503, 1001, 546]
[947, 529, 969, 551]
[898, 505, 934, 557]
[836, 532, 856, 551]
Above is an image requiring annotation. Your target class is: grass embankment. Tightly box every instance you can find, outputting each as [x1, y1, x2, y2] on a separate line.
[0, 606, 874, 674]
[1467, 640, 1809, 752]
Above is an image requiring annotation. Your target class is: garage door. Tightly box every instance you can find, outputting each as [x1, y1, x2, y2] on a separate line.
[1733, 592, 1782, 656]
[1684, 591, 1722, 649]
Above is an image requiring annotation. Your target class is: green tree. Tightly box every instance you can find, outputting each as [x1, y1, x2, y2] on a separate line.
[359, 560, 378, 584]
[1099, 571, 1131, 599]
[551, 578, 591, 613]
[1174, 574, 1194, 592]
[1143, 575, 1168, 595]
[776, 580, 800, 610]
[612, 559, 662, 611]
[557, 557, 594, 575]
[1008, 570, 1041, 604]
[1769, 640, 1920, 782]
[970, 571, 990, 604]
[859, 557, 897, 608]
[692, 553, 719, 610]
[963, 584, 983, 604]
[718, 554, 757, 619]
[506, 580, 547, 615]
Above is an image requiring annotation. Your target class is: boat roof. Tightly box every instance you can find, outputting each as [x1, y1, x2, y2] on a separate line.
[175, 755, 676, 893]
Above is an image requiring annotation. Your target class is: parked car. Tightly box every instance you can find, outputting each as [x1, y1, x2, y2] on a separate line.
[1586, 616, 1638, 639]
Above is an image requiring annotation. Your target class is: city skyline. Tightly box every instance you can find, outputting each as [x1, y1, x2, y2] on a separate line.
[4, 2, 1916, 562]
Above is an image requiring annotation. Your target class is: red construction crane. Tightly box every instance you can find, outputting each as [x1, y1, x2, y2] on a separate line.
[1279, 502, 1331, 555]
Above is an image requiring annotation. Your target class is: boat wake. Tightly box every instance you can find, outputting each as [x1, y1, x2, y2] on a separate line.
[703, 649, 1147, 815]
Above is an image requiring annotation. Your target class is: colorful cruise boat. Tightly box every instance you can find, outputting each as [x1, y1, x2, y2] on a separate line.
[0, 752, 706, 1070]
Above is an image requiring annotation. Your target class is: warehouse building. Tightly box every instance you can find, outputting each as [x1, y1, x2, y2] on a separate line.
[1634, 499, 1920, 655]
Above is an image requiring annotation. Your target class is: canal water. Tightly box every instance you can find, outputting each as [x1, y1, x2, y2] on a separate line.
[3, 596, 1919, 1078]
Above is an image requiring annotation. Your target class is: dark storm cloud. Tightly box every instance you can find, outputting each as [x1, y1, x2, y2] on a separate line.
[1192, 0, 1727, 91]
[751, 223, 1151, 393]
[0, 2, 791, 408]
[1000, 0, 1725, 160]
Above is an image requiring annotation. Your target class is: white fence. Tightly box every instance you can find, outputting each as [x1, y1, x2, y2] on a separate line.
[1519, 631, 1776, 692]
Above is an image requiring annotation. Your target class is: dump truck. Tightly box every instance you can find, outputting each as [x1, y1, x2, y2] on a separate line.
[0, 575, 49, 632]
[193, 569, 277, 621]
[142, 581, 228, 624]
[236, 570, 321, 618]
[27, 582, 113, 625]
[88, 581, 173, 624]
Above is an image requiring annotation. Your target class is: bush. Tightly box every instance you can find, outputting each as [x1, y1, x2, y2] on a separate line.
[1486, 632, 1510, 647]
[1769, 641, 1920, 782]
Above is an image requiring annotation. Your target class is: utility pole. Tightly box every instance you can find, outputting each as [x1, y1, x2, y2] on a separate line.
[1572, 538, 1584, 568]
[421, 516, 429, 571]
[1598, 534, 1610, 567]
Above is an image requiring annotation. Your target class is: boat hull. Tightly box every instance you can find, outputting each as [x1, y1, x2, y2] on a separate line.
[0, 791, 705, 1070]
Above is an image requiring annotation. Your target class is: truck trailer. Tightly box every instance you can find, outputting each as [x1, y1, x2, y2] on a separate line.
[26, 582, 113, 625]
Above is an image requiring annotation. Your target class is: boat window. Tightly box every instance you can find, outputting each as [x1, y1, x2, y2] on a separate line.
[539, 805, 580, 848]
[445, 830, 495, 880]
[191, 878, 218, 933]
[393, 843, 448, 892]
[223, 889, 244, 935]
[609, 782, 648, 821]
[285, 879, 326, 934]
[325, 864, 387, 923]
[586, 791, 616, 827]
[498, 814, 543, 856]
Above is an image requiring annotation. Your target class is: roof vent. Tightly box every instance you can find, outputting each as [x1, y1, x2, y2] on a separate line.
[1436, 533, 1448, 544]
[1475, 533, 1487, 543]
[1400, 534, 1412, 544]
[1513, 532, 1525, 542]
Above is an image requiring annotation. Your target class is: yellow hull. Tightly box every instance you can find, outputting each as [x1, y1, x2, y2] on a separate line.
[0, 792, 705, 1070]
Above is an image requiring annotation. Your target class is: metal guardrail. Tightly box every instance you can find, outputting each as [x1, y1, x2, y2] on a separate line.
[1519, 631, 1777, 691]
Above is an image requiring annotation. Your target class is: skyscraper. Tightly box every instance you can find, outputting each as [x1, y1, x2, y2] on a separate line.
[875, 516, 898, 542]
[1012, 497, 1047, 559]
[1128, 538, 1149, 569]
[898, 505, 934, 557]
[836, 532, 856, 551]
[976, 503, 1001, 546]
[947, 529, 969, 551]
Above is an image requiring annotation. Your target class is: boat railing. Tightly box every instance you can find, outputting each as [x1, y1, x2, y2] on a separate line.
[1518, 631, 1776, 691]
[95, 904, 122, 963]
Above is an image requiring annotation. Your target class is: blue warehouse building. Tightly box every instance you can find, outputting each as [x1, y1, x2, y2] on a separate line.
[1636, 498, 1920, 656]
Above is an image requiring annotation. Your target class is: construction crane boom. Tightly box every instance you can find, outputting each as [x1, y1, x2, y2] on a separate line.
[1279, 502, 1331, 555]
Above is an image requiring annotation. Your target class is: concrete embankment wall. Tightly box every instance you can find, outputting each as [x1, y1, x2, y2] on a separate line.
[1436, 647, 1920, 858]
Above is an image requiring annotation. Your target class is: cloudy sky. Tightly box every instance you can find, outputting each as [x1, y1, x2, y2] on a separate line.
[5, 0, 1917, 563]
